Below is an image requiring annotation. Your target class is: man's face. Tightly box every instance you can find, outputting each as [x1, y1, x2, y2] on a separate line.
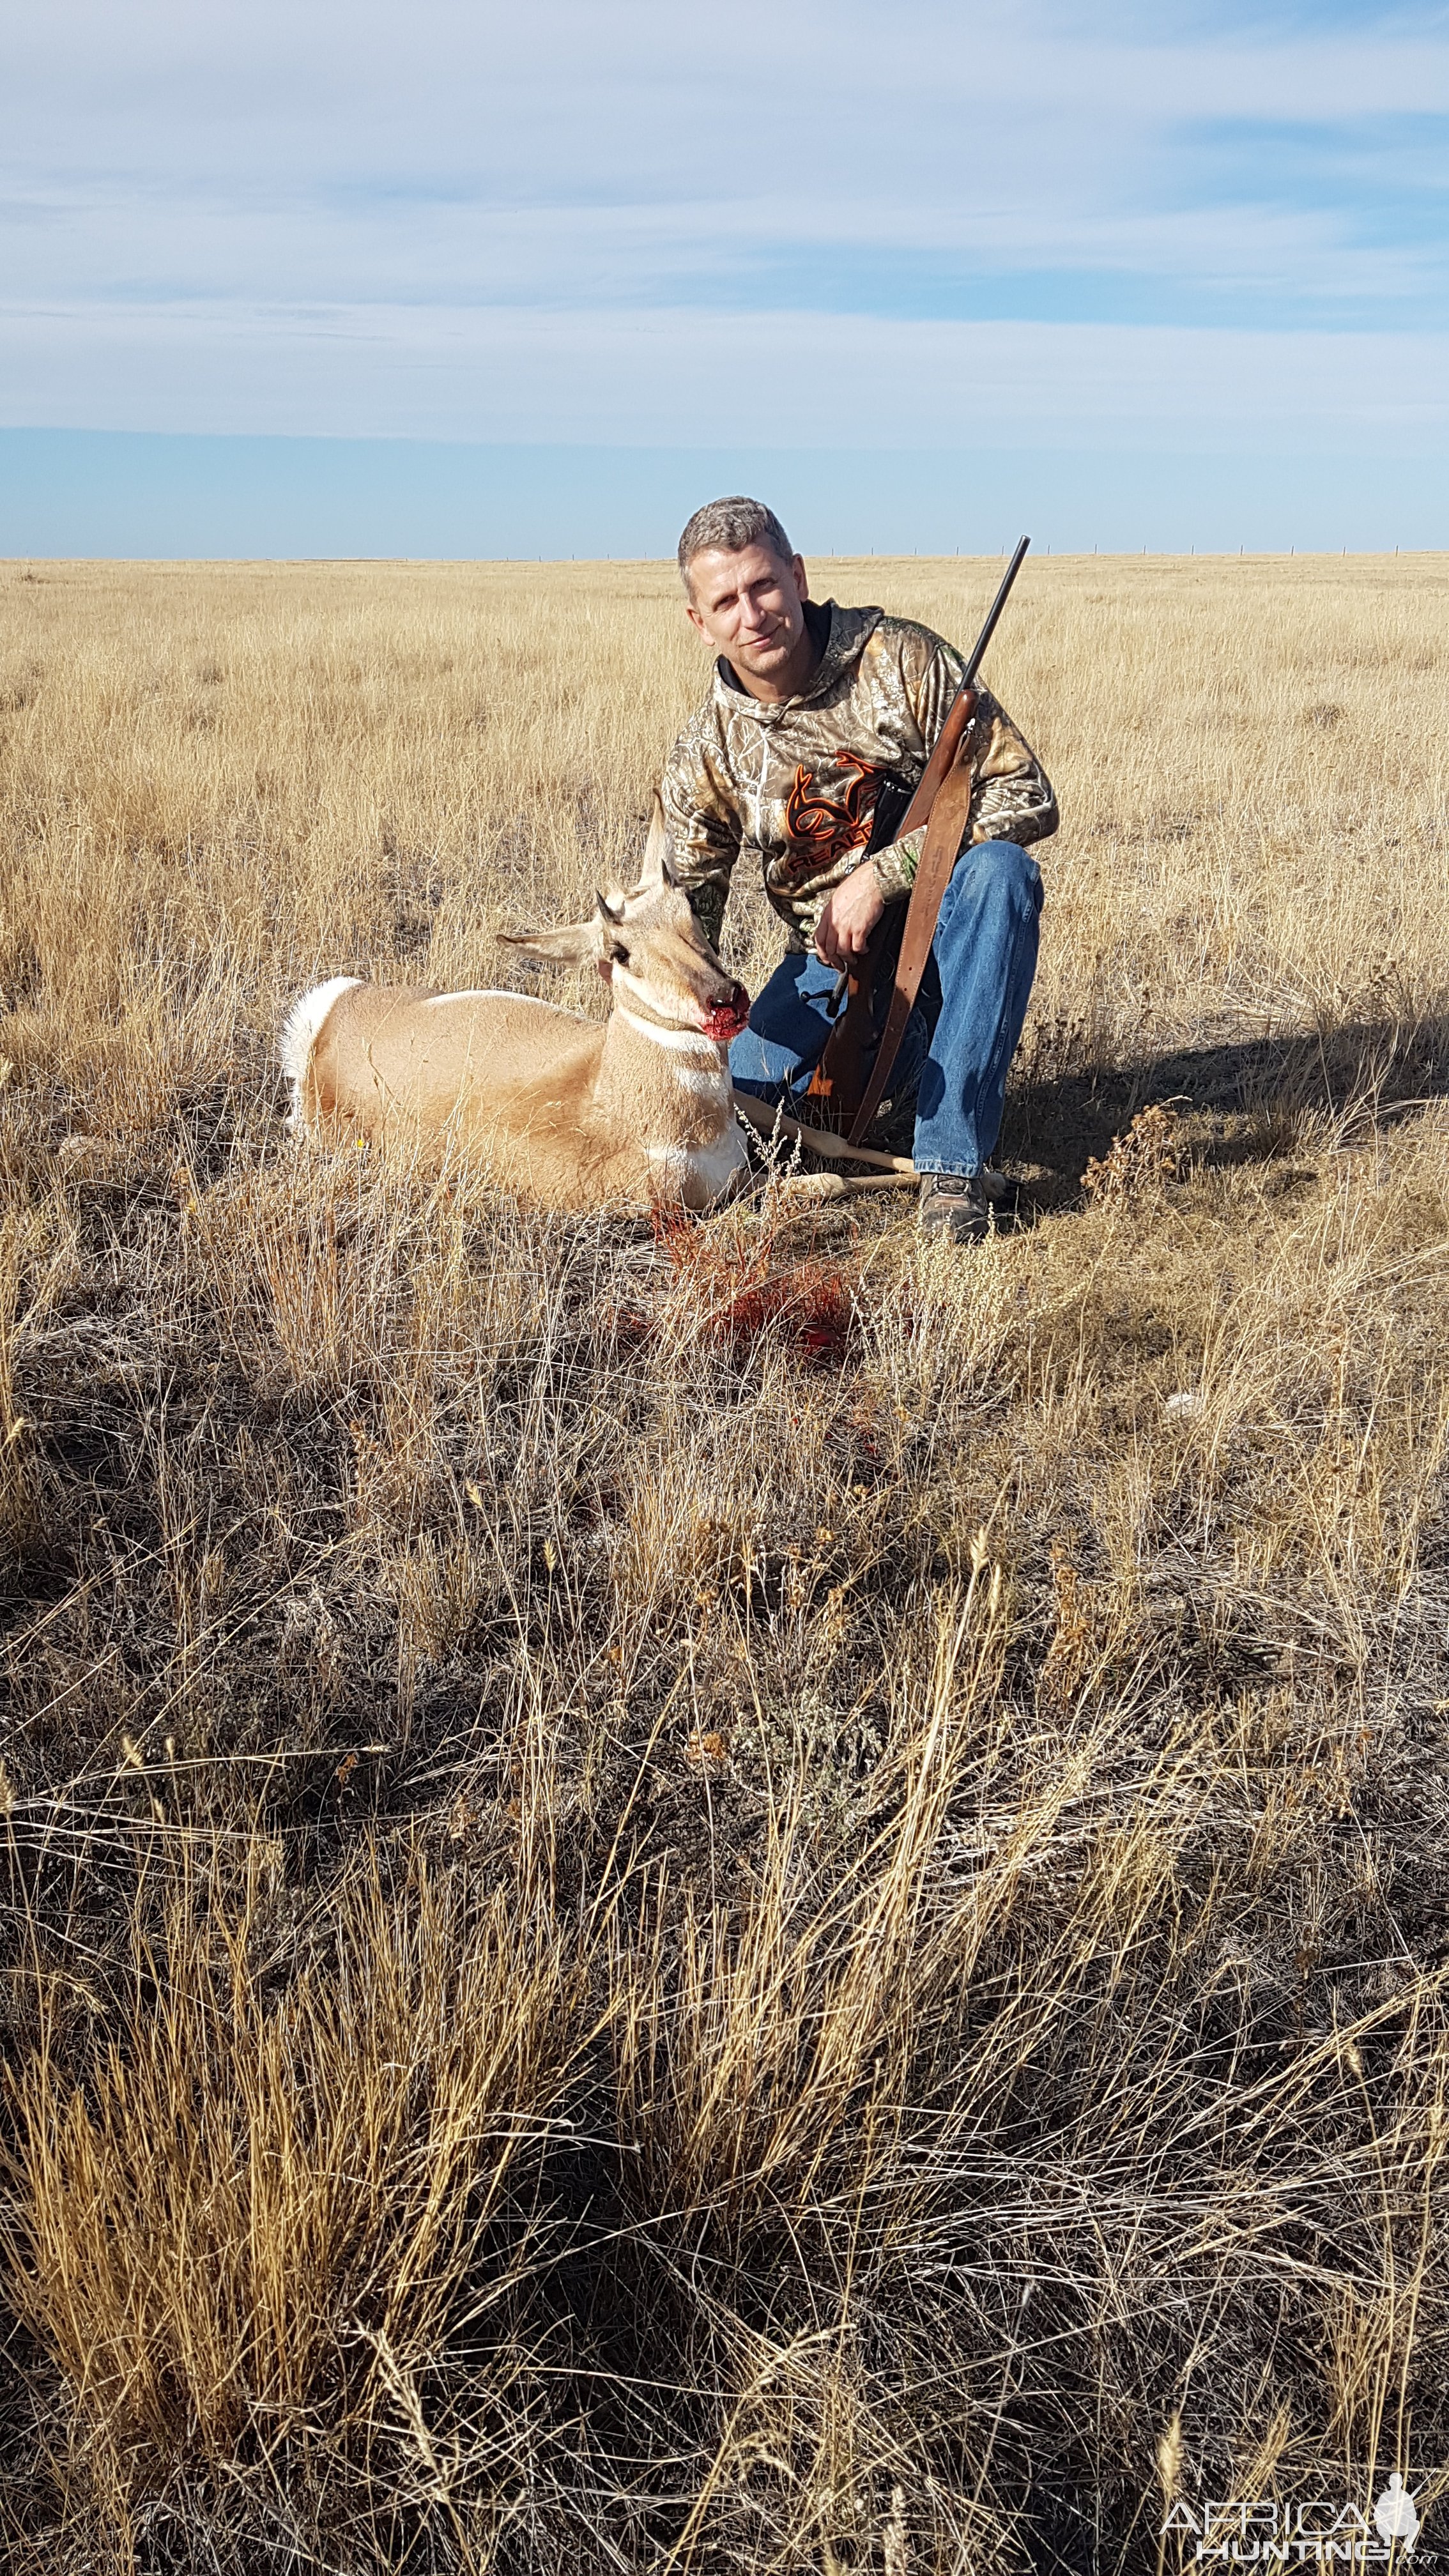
[684, 543, 811, 691]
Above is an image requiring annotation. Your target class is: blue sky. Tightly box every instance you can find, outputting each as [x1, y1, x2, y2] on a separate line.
[3, 0, 1447, 555]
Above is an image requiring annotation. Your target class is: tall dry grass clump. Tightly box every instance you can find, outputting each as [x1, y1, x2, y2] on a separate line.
[5, 1853, 581, 2536]
[1, 554, 1447, 2572]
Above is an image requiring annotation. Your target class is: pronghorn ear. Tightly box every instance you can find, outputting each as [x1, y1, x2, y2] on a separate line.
[496, 918, 601, 968]
[638, 795, 675, 891]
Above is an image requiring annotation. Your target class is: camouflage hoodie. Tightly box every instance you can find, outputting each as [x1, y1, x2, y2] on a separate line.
[659, 599, 1057, 953]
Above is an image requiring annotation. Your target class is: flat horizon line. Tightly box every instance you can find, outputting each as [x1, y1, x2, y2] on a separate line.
[6, 548, 1446, 569]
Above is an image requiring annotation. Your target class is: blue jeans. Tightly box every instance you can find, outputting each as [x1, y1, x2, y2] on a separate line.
[729, 838, 1043, 1176]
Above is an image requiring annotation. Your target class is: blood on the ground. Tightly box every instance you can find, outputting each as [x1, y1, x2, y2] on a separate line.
[647, 1206, 854, 1366]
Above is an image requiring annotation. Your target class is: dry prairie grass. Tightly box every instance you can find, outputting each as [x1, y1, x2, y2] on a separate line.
[1, 553, 1447, 2574]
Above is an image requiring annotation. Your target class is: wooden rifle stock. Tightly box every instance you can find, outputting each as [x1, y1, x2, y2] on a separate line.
[803, 537, 1031, 1135]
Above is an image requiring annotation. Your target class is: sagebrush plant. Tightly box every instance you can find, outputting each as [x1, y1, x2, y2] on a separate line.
[0, 554, 1446, 2574]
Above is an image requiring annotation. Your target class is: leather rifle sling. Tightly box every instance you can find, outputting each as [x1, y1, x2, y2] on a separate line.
[845, 740, 978, 1146]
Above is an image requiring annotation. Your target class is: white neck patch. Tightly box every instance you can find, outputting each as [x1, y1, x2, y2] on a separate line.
[615, 1006, 722, 1057]
[612, 963, 700, 1027]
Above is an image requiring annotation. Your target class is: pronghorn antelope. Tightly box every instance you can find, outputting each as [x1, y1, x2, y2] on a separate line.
[280, 806, 754, 1211]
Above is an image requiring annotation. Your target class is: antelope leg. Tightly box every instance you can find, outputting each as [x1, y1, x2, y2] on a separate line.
[732, 1091, 917, 1175]
[777, 1171, 921, 1202]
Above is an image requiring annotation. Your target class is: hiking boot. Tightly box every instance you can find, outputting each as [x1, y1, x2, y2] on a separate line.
[918, 1171, 992, 1244]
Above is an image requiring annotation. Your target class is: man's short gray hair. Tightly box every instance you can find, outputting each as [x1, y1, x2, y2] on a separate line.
[677, 496, 795, 593]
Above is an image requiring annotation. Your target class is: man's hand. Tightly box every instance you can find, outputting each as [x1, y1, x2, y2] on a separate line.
[813, 861, 885, 970]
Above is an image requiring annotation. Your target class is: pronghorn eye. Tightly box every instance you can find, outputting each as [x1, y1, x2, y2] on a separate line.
[609, 941, 629, 965]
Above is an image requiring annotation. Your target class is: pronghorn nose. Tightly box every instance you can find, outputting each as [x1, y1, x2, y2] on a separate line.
[700, 981, 751, 1041]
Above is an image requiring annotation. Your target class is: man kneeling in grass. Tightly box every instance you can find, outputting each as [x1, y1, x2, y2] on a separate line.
[662, 496, 1057, 1241]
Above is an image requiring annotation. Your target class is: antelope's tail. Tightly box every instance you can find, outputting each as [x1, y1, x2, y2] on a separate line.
[279, 976, 362, 1123]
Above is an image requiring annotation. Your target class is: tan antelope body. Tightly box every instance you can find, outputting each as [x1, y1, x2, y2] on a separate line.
[280, 811, 754, 1211]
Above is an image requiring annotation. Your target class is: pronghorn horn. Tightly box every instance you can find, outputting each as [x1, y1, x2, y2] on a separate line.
[596, 889, 624, 926]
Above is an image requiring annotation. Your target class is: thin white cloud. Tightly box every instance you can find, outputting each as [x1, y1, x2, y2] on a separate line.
[3, 0, 1446, 443]
[10, 1, 1449, 143]
[4, 298, 1446, 447]
[3, 180, 1439, 314]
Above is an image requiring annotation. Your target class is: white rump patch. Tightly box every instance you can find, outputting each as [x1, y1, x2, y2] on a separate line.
[279, 976, 363, 1120]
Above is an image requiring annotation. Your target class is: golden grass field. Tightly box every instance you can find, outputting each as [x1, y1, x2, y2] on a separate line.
[1, 551, 1447, 2574]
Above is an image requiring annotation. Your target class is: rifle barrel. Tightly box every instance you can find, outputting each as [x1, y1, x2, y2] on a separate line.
[960, 535, 1031, 687]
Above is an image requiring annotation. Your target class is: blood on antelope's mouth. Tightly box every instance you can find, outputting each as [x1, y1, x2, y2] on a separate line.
[701, 985, 751, 1041]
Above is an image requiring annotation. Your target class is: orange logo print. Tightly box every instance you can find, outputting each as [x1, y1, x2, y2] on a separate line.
[782, 751, 882, 880]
